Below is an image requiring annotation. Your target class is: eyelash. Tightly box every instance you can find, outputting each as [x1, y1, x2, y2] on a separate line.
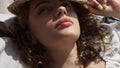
[38, 6, 50, 15]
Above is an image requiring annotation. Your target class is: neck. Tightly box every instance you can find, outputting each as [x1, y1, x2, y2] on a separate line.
[47, 44, 79, 68]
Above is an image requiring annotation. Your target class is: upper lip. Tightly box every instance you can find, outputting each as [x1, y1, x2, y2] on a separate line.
[55, 17, 72, 28]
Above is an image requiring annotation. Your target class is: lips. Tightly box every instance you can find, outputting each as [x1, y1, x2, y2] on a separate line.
[55, 18, 72, 29]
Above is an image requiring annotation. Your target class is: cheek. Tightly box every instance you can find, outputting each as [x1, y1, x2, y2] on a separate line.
[72, 13, 80, 34]
[29, 16, 46, 38]
[29, 17, 50, 37]
[71, 14, 81, 39]
[29, 17, 53, 45]
[28, 10, 52, 32]
[74, 19, 81, 38]
[29, 22, 50, 46]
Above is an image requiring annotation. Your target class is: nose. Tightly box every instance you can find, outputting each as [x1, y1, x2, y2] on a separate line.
[56, 6, 67, 18]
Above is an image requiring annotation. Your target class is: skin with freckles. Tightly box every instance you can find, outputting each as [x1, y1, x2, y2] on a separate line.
[29, 0, 80, 50]
[7, 0, 108, 68]
[28, 0, 81, 68]
[28, 0, 105, 68]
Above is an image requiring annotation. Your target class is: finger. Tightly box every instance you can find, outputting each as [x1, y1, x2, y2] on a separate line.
[97, 0, 108, 9]
[87, 0, 104, 10]
[97, 0, 107, 4]
[88, 5, 113, 17]
[69, 0, 88, 3]
[82, 0, 97, 9]
[88, 5, 104, 15]
[103, 0, 107, 3]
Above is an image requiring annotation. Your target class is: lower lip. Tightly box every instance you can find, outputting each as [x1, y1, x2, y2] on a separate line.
[56, 22, 72, 29]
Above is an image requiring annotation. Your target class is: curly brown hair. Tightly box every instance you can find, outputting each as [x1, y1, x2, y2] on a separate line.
[6, 1, 112, 68]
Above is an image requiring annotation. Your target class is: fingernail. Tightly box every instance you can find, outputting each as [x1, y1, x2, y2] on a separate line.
[83, 4, 88, 9]
[102, 4, 107, 9]
[98, 5, 104, 10]
[103, 0, 107, 3]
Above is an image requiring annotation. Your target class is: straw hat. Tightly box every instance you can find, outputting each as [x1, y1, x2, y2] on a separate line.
[8, 0, 82, 15]
[8, 0, 30, 14]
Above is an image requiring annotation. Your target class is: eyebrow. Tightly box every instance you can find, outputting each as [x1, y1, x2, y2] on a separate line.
[34, 0, 50, 9]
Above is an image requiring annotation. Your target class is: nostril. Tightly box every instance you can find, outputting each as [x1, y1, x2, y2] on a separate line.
[57, 12, 61, 17]
[56, 11, 67, 17]
[56, 7, 67, 17]
[64, 11, 67, 15]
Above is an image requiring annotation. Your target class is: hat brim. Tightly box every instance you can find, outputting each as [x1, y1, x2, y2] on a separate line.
[8, 0, 83, 15]
[8, 0, 29, 14]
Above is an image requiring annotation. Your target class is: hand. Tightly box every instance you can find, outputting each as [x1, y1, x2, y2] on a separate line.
[84, 0, 120, 19]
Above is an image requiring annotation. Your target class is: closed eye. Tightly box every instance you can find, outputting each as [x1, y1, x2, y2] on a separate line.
[38, 6, 50, 15]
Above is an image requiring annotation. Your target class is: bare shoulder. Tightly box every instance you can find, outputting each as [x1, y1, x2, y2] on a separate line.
[86, 60, 105, 68]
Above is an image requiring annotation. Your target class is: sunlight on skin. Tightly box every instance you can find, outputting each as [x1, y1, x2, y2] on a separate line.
[74, 0, 108, 10]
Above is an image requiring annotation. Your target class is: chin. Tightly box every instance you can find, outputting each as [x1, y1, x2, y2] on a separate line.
[58, 27, 80, 40]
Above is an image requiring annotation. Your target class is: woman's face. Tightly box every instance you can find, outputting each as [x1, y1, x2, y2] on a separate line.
[29, 0, 80, 49]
